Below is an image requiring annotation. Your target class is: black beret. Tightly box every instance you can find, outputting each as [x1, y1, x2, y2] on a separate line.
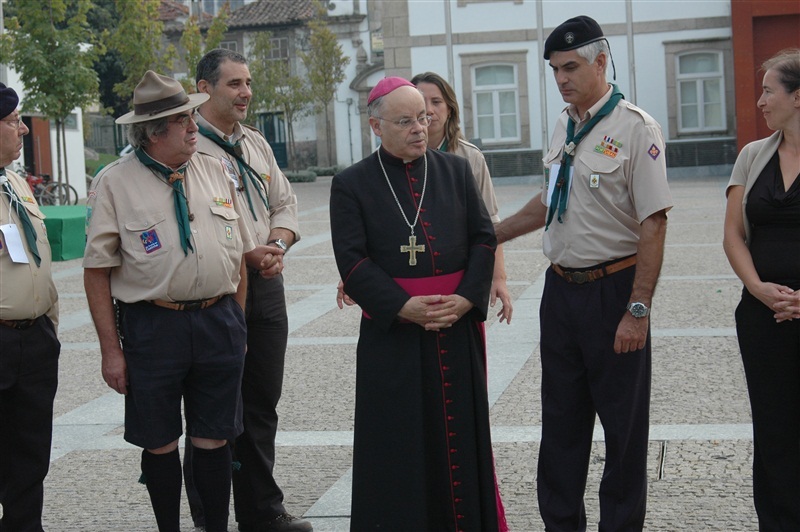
[544, 15, 605, 60]
[0, 82, 19, 121]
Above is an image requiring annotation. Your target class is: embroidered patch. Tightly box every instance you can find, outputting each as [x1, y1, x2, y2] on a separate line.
[21, 196, 35, 203]
[213, 197, 233, 208]
[88, 190, 97, 200]
[648, 144, 661, 160]
[262, 173, 271, 183]
[225, 225, 233, 240]
[140, 229, 162, 253]
[85, 206, 92, 229]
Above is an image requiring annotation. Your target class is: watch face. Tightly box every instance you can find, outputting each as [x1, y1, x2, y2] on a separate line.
[629, 302, 648, 318]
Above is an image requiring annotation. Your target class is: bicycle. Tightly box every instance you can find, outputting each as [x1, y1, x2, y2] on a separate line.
[14, 163, 78, 206]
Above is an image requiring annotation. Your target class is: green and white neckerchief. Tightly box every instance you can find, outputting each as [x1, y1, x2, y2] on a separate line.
[545, 84, 624, 230]
[134, 148, 194, 256]
[0, 167, 41, 266]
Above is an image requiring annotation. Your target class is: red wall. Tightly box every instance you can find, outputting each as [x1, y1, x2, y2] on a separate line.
[731, 0, 800, 150]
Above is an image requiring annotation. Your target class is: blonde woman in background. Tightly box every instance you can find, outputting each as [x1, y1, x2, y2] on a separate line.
[411, 72, 513, 324]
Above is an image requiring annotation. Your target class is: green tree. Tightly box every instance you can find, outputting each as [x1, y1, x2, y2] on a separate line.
[300, 1, 350, 165]
[249, 32, 312, 171]
[4, 0, 102, 196]
[109, 0, 175, 109]
[179, 4, 229, 93]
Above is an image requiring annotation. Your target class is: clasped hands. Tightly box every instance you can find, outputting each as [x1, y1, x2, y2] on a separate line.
[398, 294, 474, 331]
[750, 281, 800, 323]
[770, 286, 800, 323]
[245, 244, 285, 278]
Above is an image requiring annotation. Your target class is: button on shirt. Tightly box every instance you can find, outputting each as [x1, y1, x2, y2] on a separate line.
[83, 151, 255, 303]
[540, 86, 672, 268]
[195, 115, 300, 247]
[0, 169, 58, 324]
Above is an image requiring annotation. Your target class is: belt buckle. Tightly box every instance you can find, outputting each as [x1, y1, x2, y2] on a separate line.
[182, 301, 203, 311]
[567, 270, 590, 284]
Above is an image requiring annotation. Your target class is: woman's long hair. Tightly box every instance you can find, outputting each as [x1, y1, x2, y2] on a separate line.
[410, 71, 464, 154]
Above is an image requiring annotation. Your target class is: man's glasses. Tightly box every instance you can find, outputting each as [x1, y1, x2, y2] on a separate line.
[169, 110, 198, 129]
[375, 115, 432, 130]
[1, 116, 23, 129]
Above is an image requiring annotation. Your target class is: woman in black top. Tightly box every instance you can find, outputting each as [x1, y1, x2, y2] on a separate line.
[723, 48, 800, 530]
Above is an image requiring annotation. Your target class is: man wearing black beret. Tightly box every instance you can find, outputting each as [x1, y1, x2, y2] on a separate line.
[495, 15, 672, 531]
[0, 82, 61, 531]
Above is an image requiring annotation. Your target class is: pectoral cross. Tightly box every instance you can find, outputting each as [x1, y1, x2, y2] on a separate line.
[400, 234, 425, 266]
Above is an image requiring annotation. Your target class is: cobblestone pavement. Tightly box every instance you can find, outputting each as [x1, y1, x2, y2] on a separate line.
[6, 173, 760, 530]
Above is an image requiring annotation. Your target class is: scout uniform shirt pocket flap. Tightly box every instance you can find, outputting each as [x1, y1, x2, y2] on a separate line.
[209, 203, 241, 247]
[124, 213, 171, 257]
[578, 150, 620, 175]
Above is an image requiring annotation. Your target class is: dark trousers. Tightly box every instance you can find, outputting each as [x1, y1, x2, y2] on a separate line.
[0, 316, 60, 532]
[537, 267, 650, 532]
[186, 274, 289, 526]
[736, 290, 800, 532]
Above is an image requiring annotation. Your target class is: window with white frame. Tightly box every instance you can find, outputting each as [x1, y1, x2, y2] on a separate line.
[676, 51, 726, 133]
[473, 64, 520, 143]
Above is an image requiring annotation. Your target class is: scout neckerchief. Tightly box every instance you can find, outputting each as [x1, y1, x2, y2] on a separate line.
[198, 124, 269, 222]
[545, 84, 624, 230]
[1, 167, 41, 266]
[134, 148, 194, 256]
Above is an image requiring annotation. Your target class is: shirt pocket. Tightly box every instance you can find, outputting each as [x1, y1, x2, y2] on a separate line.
[578, 151, 621, 175]
[542, 147, 562, 196]
[209, 204, 241, 250]
[22, 201, 49, 244]
[123, 213, 172, 260]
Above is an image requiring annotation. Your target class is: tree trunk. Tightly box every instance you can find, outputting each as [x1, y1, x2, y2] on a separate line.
[55, 119, 63, 186]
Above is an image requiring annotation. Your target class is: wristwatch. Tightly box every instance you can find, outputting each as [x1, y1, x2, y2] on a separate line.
[626, 301, 650, 318]
[267, 238, 288, 252]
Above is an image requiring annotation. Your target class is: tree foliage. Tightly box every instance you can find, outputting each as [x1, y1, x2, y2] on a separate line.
[300, 1, 350, 165]
[3, 0, 102, 190]
[248, 32, 312, 171]
[109, 0, 176, 110]
[179, 5, 229, 93]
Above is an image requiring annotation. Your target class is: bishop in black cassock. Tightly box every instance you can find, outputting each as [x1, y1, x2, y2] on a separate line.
[330, 76, 505, 532]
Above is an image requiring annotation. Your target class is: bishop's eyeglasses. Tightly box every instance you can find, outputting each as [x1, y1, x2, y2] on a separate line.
[374, 114, 432, 130]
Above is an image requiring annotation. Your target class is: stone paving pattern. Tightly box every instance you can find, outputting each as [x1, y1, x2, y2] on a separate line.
[2, 173, 761, 530]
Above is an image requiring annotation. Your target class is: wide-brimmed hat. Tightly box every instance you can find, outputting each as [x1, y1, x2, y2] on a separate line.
[116, 70, 209, 125]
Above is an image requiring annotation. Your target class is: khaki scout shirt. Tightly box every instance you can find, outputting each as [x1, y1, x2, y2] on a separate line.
[453, 139, 501, 223]
[0, 168, 58, 325]
[541, 85, 672, 268]
[83, 151, 254, 303]
[195, 115, 300, 247]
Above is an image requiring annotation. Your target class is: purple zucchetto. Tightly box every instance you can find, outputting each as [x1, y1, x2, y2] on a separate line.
[368, 77, 417, 105]
[0, 82, 20, 121]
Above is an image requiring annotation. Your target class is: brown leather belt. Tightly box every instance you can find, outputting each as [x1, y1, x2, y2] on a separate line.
[148, 295, 223, 311]
[551, 255, 637, 284]
[0, 318, 38, 330]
